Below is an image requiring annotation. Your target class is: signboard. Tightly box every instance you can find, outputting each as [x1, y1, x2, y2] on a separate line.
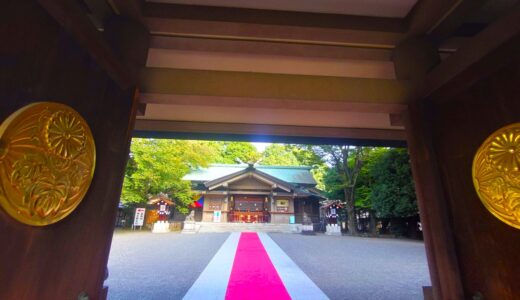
[276, 199, 289, 207]
[209, 200, 221, 210]
[133, 208, 146, 229]
[213, 210, 221, 223]
[276, 199, 289, 212]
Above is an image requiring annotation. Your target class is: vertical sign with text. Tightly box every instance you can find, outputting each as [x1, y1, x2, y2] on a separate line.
[134, 208, 146, 228]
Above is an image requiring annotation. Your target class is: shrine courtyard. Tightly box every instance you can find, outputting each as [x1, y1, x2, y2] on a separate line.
[106, 231, 430, 300]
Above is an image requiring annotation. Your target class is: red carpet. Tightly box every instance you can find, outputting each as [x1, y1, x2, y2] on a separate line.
[225, 232, 291, 300]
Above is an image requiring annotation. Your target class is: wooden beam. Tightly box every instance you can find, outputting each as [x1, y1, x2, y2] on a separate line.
[389, 114, 404, 127]
[133, 120, 407, 145]
[144, 17, 403, 48]
[405, 0, 462, 38]
[438, 37, 469, 52]
[107, 0, 145, 24]
[142, 103, 398, 130]
[422, 5, 520, 100]
[393, 38, 440, 82]
[146, 48, 396, 79]
[150, 36, 394, 61]
[428, 0, 489, 42]
[136, 103, 147, 116]
[139, 68, 412, 104]
[144, 3, 407, 32]
[37, 0, 133, 89]
[81, 0, 114, 28]
[104, 15, 150, 86]
[139, 93, 407, 114]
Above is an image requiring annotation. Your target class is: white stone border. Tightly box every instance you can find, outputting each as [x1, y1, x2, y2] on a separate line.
[183, 233, 240, 300]
[258, 233, 330, 300]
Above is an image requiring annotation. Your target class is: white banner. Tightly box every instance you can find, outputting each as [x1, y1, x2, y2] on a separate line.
[134, 208, 146, 227]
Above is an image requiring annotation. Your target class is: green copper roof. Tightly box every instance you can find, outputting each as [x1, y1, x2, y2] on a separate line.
[183, 164, 316, 185]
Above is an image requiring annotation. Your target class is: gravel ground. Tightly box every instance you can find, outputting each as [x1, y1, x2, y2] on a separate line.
[106, 231, 229, 300]
[107, 231, 430, 300]
[269, 233, 431, 300]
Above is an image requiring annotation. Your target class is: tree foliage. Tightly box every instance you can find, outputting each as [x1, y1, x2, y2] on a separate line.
[215, 142, 261, 164]
[354, 148, 387, 209]
[369, 148, 417, 218]
[322, 147, 418, 219]
[323, 168, 344, 200]
[299, 145, 369, 234]
[260, 144, 301, 166]
[121, 139, 219, 213]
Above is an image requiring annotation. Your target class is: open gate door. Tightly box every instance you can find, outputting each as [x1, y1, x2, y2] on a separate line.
[0, 1, 148, 299]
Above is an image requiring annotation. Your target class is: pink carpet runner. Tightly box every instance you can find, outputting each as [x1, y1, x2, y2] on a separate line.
[225, 232, 291, 300]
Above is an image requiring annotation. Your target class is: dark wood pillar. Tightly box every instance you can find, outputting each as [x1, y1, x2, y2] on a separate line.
[404, 101, 464, 300]
[395, 37, 464, 300]
[0, 1, 148, 299]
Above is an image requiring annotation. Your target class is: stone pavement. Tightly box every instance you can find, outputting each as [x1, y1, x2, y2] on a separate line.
[270, 233, 431, 300]
[107, 231, 431, 300]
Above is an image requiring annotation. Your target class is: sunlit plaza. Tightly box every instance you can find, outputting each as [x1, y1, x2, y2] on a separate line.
[107, 231, 430, 300]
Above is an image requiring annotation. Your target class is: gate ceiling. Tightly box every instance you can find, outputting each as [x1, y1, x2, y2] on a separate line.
[90, 0, 515, 145]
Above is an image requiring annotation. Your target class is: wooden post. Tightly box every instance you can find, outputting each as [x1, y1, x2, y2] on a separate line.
[395, 37, 464, 300]
[404, 101, 464, 300]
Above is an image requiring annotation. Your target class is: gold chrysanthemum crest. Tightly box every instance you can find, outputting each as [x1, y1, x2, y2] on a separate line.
[0, 102, 96, 226]
[473, 123, 520, 229]
[44, 111, 87, 159]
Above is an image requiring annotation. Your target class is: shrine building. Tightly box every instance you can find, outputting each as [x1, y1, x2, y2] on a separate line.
[183, 164, 324, 224]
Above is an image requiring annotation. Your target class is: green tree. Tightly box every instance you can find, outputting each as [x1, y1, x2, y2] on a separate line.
[369, 148, 418, 218]
[121, 139, 219, 213]
[288, 145, 327, 190]
[323, 168, 344, 200]
[354, 147, 387, 209]
[290, 145, 324, 167]
[260, 144, 301, 166]
[307, 145, 369, 234]
[215, 142, 261, 164]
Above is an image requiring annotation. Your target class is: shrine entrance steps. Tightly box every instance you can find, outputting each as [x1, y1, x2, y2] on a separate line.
[193, 222, 302, 233]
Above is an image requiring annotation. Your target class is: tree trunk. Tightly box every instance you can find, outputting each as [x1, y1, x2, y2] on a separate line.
[380, 219, 390, 234]
[344, 187, 357, 235]
[369, 210, 377, 236]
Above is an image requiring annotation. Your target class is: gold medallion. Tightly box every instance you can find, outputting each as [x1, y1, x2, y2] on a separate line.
[0, 102, 96, 226]
[472, 123, 520, 229]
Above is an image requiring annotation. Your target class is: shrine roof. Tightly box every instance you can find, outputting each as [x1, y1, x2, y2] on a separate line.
[183, 164, 317, 185]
